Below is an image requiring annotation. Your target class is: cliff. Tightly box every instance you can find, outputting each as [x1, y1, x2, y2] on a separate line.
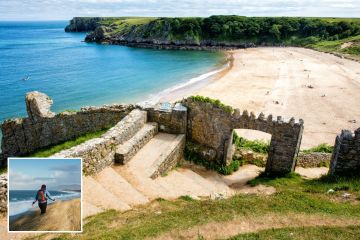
[65, 16, 360, 50]
[65, 17, 116, 32]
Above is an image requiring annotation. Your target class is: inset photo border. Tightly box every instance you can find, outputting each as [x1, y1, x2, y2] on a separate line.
[7, 157, 83, 233]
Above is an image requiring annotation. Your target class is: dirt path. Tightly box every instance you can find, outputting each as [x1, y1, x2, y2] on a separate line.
[154, 213, 360, 240]
[189, 47, 360, 149]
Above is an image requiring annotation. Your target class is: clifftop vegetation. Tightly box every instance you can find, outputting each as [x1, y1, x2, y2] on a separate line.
[65, 16, 360, 58]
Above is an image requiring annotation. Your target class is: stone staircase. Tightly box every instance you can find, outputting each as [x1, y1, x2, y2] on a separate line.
[81, 109, 242, 218]
[114, 122, 158, 164]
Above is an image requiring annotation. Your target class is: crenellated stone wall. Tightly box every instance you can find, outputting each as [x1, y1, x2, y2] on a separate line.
[329, 128, 360, 176]
[183, 98, 304, 175]
[0, 174, 7, 215]
[0, 91, 134, 166]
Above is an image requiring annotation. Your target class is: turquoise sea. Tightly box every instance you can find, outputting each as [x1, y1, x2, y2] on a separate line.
[0, 21, 225, 124]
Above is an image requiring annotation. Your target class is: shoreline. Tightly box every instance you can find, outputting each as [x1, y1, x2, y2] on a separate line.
[140, 51, 234, 105]
[9, 198, 81, 231]
[9, 192, 81, 221]
[188, 47, 360, 149]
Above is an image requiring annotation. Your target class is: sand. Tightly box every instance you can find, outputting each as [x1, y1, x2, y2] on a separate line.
[9, 198, 81, 232]
[165, 47, 360, 149]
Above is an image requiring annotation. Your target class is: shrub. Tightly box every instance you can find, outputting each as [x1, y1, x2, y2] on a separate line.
[189, 95, 233, 113]
[302, 143, 334, 154]
[233, 131, 270, 154]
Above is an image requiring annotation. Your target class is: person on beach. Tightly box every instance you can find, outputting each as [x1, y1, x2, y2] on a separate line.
[32, 184, 55, 214]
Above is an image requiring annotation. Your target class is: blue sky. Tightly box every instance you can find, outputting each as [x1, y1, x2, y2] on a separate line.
[0, 0, 359, 20]
[9, 158, 81, 190]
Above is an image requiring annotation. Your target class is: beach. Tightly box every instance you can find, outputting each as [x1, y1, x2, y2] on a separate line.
[164, 47, 360, 149]
[9, 198, 81, 232]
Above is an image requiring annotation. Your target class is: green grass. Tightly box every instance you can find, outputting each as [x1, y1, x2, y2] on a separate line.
[307, 35, 360, 59]
[237, 157, 266, 168]
[227, 225, 360, 240]
[27, 127, 111, 157]
[38, 173, 360, 240]
[189, 95, 233, 113]
[301, 143, 334, 154]
[233, 132, 270, 154]
[100, 17, 158, 34]
[0, 166, 7, 174]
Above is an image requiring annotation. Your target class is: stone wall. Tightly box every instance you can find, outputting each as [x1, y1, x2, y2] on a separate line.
[1, 91, 134, 166]
[296, 152, 331, 168]
[150, 134, 185, 179]
[183, 98, 304, 175]
[145, 103, 187, 134]
[329, 128, 360, 176]
[0, 174, 7, 215]
[52, 109, 147, 175]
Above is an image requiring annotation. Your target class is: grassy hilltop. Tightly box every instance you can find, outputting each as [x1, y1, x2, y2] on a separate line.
[66, 16, 360, 59]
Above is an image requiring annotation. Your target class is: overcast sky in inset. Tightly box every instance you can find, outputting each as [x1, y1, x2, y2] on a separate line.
[9, 158, 81, 190]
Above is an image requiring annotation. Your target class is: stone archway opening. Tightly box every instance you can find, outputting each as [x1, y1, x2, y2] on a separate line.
[228, 129, 272, 170]
[183, 97, 304, 176]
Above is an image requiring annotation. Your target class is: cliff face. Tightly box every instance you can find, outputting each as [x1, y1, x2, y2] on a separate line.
[66, 16, 360, 50]
[64, 17, 105, 32]
[84, 18, 254, 49]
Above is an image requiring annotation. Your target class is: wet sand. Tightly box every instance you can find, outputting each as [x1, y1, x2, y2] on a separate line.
[9, 198, 81, 232]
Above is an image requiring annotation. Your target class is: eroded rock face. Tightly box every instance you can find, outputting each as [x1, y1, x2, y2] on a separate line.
[64, 17, 104, 32]
[85, 26, 111, 42]
[0, 174, 7, 215]
[26, 91, 55, 122]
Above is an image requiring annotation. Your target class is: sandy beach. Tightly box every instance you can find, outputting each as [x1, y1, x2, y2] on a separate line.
[165, 47, 360, 149]
[9, 198, 81, 232]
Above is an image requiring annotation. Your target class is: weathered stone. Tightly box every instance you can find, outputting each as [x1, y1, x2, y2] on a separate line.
[1, 92, 135, 166]
[0, 174, 7, 215]
[182, 98, 304, 175]
[329, 128, 360, 176]
[296, 152, 331, 168]
[26, 91, 55, 122]
[52, 109, 147, 175]
[145, 103, 187, 134]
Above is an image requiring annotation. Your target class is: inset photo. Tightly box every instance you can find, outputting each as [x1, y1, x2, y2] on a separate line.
[8, 158, 82, 232]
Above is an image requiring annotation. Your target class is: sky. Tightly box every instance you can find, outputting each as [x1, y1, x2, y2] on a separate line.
[0, 0, 359, 21]
[9, 158, 81, 190]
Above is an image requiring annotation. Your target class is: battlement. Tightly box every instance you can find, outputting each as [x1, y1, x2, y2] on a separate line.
[329, 128, 360, 176]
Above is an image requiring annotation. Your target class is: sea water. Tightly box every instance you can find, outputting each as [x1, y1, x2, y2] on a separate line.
[9, 190, 80, 216]
[0, 21, 226, 124]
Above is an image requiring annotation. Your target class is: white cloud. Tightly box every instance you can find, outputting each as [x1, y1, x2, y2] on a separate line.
[9, 165, 80, 190]
[9, 170, 56, 190]
[0, 0, 359, 20]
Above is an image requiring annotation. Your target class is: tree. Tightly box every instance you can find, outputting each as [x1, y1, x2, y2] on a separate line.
[269, 24, 282, 40]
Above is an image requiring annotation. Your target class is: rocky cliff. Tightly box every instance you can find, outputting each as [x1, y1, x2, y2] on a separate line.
[65, 16, 360, 50]
[65, 17, 108, 32]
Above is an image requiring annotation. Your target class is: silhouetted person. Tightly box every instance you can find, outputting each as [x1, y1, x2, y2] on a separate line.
[32, 184, 55, 214]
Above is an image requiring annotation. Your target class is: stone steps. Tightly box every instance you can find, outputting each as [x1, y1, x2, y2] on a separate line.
[102, 109, 147, 145]
[94, 167, 149, 206]
[83, 176, 131, 211]
[125, 133, 185, 179]
[83, 201, 104, 218]
[114, 122, 158, 164]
